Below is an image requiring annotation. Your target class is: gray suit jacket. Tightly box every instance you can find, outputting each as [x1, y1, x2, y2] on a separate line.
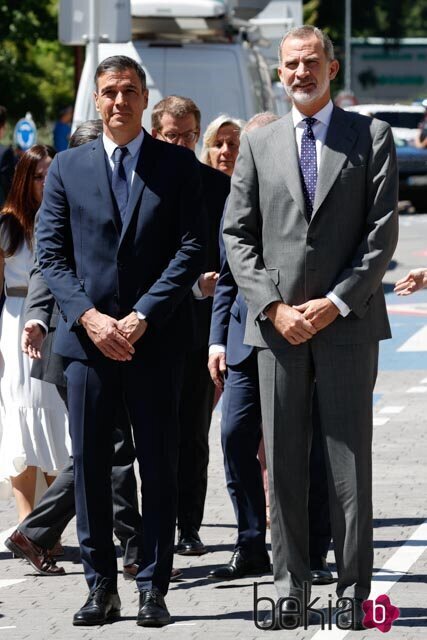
[24, 224, 65, 387]
[223, 106, 399, 348]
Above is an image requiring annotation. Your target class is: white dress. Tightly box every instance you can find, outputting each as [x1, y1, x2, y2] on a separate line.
[0, 238, 71, 499]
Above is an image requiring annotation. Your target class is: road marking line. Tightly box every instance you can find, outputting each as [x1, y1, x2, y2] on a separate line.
[373, 417, 390, 426]
[0, 580, 26, 589]
[0, 527, 16, 553]
[379, 406, 404, 414]
[406, 386, 427, 393]
[0, 627, 17, 630]
[398, 325, 427, 351]
[387, 304, 427, 317]
[310, 519, 427, 640]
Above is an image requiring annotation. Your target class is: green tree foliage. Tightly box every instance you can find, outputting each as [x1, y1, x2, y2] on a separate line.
[303, 0, 427, 42]
[0, 1, 74, 124]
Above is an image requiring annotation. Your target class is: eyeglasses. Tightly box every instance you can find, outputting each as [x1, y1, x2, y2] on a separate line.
[159, 130, 199, 144]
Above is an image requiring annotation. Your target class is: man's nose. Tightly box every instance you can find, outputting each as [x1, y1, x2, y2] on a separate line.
[295, 61, 309, 76]
[115, 92, 126, 105]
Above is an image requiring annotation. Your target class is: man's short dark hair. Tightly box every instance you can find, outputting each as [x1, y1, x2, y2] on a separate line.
[0, 105, 7, 129]
[151, 96, 201, 131]
[94, 56, 147, 91]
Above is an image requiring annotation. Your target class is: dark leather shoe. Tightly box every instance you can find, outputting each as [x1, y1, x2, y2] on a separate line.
[123, 564, 182, 582]
[258, 599, 302, 630]
[73, 582, 121, 626]
[208, 548, 271, 580]
[176, 529, 207, 555]
[335, 598, 366, 630]
[310, 556, 334, 585]
[5, 530, 65, 576]
[137, 588, 171, 627]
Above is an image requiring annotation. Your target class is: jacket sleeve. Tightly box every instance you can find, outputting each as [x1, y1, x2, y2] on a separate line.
[37, 154, 94, 329]
[132, 153, 207, 327]
[223, 133, 282, 320]
[330, 121, 399, 318]
[209, 205, 238, 347]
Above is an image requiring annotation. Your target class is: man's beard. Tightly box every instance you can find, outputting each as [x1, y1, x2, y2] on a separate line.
[285, 75, 330, 105]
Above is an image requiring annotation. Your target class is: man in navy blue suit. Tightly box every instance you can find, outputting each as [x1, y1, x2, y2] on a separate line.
[37, 56, 206, 628]
[208, 112, 332, 584]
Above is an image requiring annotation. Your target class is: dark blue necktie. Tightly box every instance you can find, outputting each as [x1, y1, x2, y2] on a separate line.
[300, 117, 317, 219]
[111, 146, 129, 222]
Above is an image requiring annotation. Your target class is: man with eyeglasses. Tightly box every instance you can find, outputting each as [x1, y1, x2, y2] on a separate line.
[152, 96, 230, 557]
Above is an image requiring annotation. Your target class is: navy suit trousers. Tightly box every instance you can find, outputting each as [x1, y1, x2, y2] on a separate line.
[64, 351, 183, 595]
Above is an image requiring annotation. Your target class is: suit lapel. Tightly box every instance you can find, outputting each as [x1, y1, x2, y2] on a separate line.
[92, 137, 121, 233]
[312, 106, 358, 216]
[274, 114, 306, 217]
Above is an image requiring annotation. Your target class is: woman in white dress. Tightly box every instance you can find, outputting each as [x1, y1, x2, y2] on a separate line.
[0, 144, 70, 522]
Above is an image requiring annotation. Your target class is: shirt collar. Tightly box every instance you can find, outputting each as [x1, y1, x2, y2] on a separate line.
[103, 128, 145, 159]
[292, 100, 334, 128]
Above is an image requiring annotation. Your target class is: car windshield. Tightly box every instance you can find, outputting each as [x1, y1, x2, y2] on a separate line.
[374, 112, 423, 129]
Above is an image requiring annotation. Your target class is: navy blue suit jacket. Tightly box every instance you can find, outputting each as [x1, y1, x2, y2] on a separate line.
[37, 131, 206, 361]
[209, 211, 253, 366]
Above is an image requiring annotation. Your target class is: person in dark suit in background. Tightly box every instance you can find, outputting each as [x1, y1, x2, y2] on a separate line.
[152, 96, 230, 556]
[6, 120, 149, 583]
[0, 105, 15, 207]
[208, 112, 332, 584]
[37, 57, 206, 627]
[223, 27, 398, 629]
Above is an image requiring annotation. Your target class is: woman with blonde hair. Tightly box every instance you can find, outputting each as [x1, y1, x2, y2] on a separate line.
[0, 144, 70, 522]
[201, 114, 245, 177]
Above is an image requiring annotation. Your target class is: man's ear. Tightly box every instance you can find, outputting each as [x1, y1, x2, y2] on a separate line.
[329, 59, 339, 81]
[94, 91, 100, 113]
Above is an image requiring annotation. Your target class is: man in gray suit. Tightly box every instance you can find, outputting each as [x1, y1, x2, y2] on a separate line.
[223, 26, 398, 630]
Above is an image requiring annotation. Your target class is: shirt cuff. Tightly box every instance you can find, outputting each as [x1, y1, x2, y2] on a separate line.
[135, 311, 146, 321]
[326, 292, 351, 317]
[28, 319, 49, 334]
[209, 344, 226, 355]
[192, 278, 207, 300]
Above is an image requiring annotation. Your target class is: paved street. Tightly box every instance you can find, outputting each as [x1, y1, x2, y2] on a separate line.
[0, 215, 426, 640]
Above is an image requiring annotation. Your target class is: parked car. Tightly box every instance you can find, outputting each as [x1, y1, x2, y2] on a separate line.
[345, 104, 425, 144]
[395, 136, 427, 212]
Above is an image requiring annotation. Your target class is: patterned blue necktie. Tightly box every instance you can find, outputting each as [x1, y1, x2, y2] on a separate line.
[111, 146, 129, 222]
[300, 117, 317, 219]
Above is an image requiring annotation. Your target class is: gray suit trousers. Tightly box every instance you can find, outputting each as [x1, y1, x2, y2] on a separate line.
[257, 338, 378, 601]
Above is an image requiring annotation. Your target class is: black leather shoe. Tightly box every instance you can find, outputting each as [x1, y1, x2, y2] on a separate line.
[208, 548, 271, 580]
[258, 599, 302, 630]
[310, 556, 334, 585]
[73, 582, 121, 626]
[335, 598, 366, 630]
[176, 529, 207, 556]
[137, 588, 171, 627]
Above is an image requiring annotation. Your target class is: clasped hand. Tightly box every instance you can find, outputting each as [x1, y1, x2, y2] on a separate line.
[80, 309, 147, 361]
[266, 298, 339, 346]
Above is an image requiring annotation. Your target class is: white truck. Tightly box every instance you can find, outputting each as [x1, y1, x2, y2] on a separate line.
[72, 0, 302, 133]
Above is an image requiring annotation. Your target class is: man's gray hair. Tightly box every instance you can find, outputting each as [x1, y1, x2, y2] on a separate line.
[278, 26, 335, 64]
[244, 112, 279, 133]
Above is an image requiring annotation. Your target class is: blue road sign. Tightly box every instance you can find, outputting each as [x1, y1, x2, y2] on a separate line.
[14, 115, 37, 150]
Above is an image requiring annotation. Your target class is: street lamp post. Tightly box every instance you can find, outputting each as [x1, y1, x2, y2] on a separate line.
[344, 0, 352, 92]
